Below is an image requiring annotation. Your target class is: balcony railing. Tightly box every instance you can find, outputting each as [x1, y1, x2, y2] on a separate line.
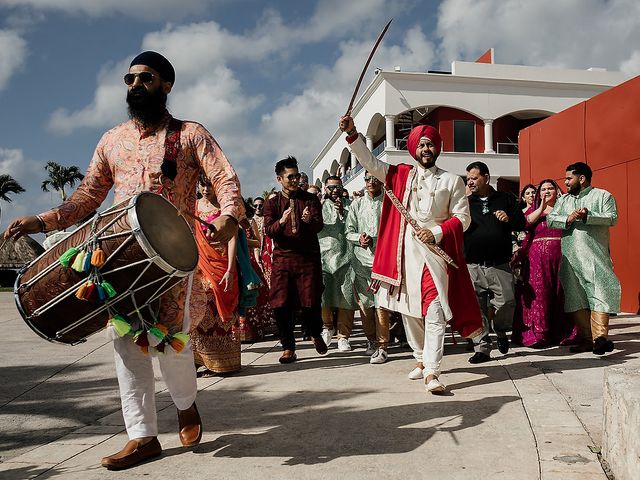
[340, 162, 363, 184]
[497, 142, 519, 154]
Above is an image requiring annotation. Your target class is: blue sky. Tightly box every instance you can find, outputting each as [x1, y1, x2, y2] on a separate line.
[1, 0, 640, 227]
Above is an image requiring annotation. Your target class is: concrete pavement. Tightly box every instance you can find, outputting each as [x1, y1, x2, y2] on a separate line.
[0, 292, 638, 479]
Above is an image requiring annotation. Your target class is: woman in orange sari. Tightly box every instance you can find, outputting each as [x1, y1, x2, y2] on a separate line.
[189, 176, 241, 375]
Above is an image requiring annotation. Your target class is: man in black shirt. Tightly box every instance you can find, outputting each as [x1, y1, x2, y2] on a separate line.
[464, 161, 525, 363]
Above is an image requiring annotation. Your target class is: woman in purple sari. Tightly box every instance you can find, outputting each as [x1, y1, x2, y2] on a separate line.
[512, 179, 577, 347]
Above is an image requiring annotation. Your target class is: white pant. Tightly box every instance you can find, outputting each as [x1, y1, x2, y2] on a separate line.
[402, 297, 446, 377]
[113, 276, 197, 439]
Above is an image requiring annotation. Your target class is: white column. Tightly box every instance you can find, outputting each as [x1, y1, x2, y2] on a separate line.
[484, 119, 495, 153]
[385, 114, 396, 150]
[366, 135, 374, 151]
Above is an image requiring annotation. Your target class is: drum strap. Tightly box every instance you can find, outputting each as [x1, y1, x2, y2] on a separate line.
[161, 118, 183, 182]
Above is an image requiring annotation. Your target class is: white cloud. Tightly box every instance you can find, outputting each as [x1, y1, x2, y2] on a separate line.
[0, 29, 27, 91]
[436, 0, 640, 73]
[260, 26, 436, 171]
[0, 0, 212, 22]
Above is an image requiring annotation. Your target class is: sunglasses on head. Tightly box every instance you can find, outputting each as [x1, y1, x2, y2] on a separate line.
[124, 72, 155, 86]
[364, 176, 380, 183]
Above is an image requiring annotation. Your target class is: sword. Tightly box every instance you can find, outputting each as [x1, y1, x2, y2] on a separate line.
[381, 184, 459, 269]
[345, 19, 392, 116]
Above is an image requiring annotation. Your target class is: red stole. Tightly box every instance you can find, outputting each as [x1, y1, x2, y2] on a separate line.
[372, 164, 483, 339]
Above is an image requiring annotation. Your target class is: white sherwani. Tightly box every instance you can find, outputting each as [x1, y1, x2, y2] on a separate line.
[348, 136, 470, 376]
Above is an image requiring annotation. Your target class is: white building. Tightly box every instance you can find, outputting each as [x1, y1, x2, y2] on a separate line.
[311, 50, 627, 194]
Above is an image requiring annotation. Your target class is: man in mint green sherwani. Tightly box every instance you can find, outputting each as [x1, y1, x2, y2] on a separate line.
[319, 176, 356, 351]
[547, 162, 621, 355]
[345, 172, 390, 364]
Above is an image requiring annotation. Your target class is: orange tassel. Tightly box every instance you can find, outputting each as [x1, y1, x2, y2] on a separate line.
[75, 282, 89, 300]
[169, 338, 185, 353]
[91, 248, 106, 268]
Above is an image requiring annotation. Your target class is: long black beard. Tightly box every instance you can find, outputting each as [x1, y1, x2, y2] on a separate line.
[126, 87, 168, 126]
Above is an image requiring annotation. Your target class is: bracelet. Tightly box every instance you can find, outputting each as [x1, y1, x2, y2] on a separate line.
[35, 215, 46, 233]
[346, 128, 357, 137]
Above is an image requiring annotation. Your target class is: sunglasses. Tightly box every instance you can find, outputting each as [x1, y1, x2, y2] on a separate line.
[326, 185, 343, 191]
[364, 176, 380, 183]
[124, 72, 155, 86]
[253, 203, 264, 208]
[282, 173, 301, 181]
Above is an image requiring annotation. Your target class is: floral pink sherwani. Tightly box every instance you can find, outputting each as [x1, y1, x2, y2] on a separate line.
[39, 113, 244, 333]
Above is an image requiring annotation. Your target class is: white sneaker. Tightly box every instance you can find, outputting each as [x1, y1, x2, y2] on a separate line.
[370, 348, 388, 364]
[425, 376, 447, 394]
[408, 366, 424, 380]
[321, 328, 334, 347]
[365, 340, 376, 355]
[337, 337, 351, 352]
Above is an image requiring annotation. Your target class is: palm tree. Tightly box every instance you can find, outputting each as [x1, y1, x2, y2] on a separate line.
[261, 187, 276, 199]
[0, 174, 25, 225]
[41, 161, 84, 201]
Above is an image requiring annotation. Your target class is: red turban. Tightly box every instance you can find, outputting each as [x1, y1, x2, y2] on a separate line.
[407, 125, 442, 159]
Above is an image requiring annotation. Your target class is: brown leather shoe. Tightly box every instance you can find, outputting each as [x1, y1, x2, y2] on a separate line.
[311, 336, 328, 355]
[279, 349, 297, 364]
[178, 403, 202, 447]
[101, 437, 161, 470]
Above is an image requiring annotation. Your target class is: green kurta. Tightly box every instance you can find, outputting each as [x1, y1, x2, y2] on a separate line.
[345, 192, 383, 309]
[319, 198, 355, 310]
[547, 186, 621, 313]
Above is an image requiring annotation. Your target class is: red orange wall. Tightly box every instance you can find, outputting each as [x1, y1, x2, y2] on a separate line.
[429, 107, 485, 153]
[519, 75, 640, 313]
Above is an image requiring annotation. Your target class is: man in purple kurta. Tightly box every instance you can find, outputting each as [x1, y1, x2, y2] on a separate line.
[263, 156, 327, 363]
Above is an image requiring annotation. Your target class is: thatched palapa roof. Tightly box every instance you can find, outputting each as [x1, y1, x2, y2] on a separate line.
[0, 236, 44, 269]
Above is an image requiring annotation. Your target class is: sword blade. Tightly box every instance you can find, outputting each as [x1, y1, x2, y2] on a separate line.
[345, 18, 393, 116]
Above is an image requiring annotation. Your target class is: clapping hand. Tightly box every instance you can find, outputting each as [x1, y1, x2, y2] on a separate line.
[494, 210, 509, 222]
[359, 233, 372, 248]
[301, 206, 312, 223]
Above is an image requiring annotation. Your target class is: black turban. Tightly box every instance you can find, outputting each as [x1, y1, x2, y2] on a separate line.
[130, 51, 175, 85]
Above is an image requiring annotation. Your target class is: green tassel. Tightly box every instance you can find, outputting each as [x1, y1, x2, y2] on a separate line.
[101, 281, 117, 298]
[172, 332, 190, 344]
[149, 327, 166, 340]
[59, 247, 80, 267]
[110, 315, 131, 337]
[71, 250, 86, 272]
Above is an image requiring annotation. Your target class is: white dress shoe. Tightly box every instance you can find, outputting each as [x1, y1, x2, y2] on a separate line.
[425, 376, 447, 394]
[408, 366, 424, 380]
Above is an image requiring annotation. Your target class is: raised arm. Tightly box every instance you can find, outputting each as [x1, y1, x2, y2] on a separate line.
[339, 116, 389, 182]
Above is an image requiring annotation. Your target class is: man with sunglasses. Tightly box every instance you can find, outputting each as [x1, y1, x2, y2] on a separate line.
[319, 176, 357, 351]
[339, 116, 483, 394]
[345, 171, 391, 363]
[4, 51, 244, 470]
[263, 156, 328, 363]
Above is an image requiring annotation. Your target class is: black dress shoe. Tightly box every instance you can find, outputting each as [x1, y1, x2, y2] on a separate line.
[279, 350, 297, 363]
[468, 352, 491, 364]
[592, 336, 614, 355]
[497, 337, 510, 354]
[311, 336, 328, 355]
[569, 340, 593, 353]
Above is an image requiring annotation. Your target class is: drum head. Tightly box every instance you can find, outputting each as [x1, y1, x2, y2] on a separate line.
[133, 193, 198, 273]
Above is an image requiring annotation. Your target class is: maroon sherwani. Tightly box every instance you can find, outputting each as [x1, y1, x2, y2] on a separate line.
[263, 189, 324, 351]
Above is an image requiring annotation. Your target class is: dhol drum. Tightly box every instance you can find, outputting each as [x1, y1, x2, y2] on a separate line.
[15, 192, 199, 345]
